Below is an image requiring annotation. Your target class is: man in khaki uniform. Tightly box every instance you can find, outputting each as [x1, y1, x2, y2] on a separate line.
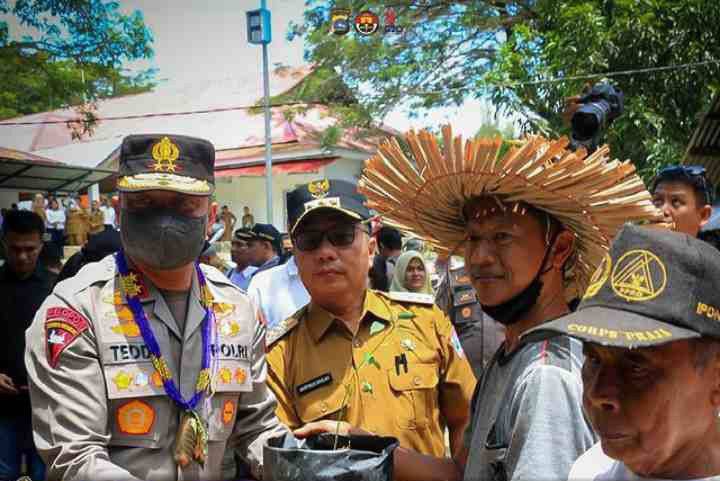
[25, 134, 284, 481]
[266, 179, 476, 479]
[87, 200, 105, 237]
[65, 206, 88, 245]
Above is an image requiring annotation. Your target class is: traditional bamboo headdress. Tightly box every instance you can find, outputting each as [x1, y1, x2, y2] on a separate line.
[359, 125, 664, 296]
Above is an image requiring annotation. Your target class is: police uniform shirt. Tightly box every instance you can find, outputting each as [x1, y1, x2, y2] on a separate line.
[24, 255, 285, 481]
[227, 265, 258, 292]
[266, 289, 476, 458]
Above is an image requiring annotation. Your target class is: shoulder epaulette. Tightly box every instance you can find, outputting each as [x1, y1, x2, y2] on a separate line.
[377, 290, 435, 306]
[200, 263, 236, 288]
[54, 254, 116, 295]
[266, 305, 306, 347]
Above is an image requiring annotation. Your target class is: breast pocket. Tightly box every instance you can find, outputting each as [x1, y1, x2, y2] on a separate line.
[104, 362, 170, 448]
[294, 380, 346, 424]
[387, 363, 439, 430]
[207, 359, 253, 441]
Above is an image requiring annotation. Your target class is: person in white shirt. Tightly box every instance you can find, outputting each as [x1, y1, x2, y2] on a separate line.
[524, 225, 720, 481]
[246, 255, 309, 330]
[45, 197, 66, 249]
[99, 196, 116, 230]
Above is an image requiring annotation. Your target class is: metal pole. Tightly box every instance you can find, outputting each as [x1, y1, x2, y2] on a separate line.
[261, 0, 273, 224]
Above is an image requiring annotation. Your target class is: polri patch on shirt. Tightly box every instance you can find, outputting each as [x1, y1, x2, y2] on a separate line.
[45, 307, 90, 368]
[296, 373, 333, 396]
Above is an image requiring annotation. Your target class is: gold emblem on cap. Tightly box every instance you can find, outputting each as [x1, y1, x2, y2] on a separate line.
[583, 253, 612, 299]
[308, 179, 330, 199]
[611, 249, 667, 302]
[151, 136, 180, 173]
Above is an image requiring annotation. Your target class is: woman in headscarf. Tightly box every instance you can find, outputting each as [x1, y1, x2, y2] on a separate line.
[389, 250, 433, 294]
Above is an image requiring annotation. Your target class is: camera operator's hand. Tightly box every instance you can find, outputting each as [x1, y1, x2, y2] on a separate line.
[294, 420, 372, 439]
[0, 373, 19, 395]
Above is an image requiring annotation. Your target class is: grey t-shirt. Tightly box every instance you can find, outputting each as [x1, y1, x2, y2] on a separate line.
[463, 335, 597, 481]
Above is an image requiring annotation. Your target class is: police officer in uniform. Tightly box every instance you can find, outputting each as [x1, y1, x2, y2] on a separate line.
[247, 223, 283, 276]
[435, 263, 504, 377]
[265, 179, 476, 481]
[25, 134, 284, 481]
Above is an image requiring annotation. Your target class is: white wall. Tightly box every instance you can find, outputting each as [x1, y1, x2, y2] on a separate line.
[215, 172, 322, 232]
[213, 156, 367, 231]
[324, 157, 364, 184]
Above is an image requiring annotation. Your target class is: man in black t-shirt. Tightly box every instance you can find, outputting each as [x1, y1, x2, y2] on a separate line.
[0, 210, 53, 480]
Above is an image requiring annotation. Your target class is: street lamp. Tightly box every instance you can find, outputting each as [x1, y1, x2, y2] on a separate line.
[246, 1, 273, 224]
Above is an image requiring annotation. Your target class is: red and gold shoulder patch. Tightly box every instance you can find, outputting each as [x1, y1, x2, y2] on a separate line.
[45, 307, 90, 368]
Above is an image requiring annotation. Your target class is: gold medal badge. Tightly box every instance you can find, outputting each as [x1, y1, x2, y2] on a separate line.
[174, 410, 209, 468]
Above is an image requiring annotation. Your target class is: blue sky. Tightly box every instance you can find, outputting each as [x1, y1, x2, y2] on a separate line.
[5, 0, 513, 137]
[122, 0, 514, 137]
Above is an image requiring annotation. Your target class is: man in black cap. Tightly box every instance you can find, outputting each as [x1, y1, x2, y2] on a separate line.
[265, 178, 476, 480]
[24, 134, 284, 481]
[525, 224, 720, 481]
[247, 223, 283, 275]
[226, 228, 258, 291]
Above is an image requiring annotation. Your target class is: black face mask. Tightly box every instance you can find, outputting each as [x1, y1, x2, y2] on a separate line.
[121, 209, 207, 271]
[480, 241, 555, 326]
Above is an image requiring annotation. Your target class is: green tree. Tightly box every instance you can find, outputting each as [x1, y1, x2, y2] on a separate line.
[0, 0, 154, 119]
[289, 0, 720, 180]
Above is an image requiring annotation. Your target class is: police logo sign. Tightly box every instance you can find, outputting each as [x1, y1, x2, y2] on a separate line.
[611, 249, 667, 302]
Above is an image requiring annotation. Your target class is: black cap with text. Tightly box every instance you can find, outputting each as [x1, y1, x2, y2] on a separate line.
[525, 224, 720, 348]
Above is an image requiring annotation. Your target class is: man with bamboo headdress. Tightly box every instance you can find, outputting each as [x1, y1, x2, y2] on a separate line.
[359, 127, 664, 481]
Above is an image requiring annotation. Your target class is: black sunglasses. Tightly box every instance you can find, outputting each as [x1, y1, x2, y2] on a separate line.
[293, 222, 368, 252]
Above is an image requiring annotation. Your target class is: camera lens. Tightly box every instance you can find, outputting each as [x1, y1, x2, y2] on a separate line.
[572, 101, 609, 140]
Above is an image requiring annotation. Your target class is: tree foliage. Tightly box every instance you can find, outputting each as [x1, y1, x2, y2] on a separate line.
[0, 0, 154, 119]
[289, 0, 720, 179]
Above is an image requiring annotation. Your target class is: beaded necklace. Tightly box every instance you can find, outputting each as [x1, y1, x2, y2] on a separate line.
[115, 252, 214, 467]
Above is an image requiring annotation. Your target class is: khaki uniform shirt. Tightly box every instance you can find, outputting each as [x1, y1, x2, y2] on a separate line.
[266, 289, 476, 458]
[88, 210, 105, 235]
[25, 255, 285, 481]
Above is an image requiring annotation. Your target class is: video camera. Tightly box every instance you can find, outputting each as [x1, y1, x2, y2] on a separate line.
[570, 82, 624, 153]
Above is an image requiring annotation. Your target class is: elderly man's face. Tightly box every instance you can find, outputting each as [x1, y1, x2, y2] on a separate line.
[582, 340, 720, 478]
[463, 198, 550, 306]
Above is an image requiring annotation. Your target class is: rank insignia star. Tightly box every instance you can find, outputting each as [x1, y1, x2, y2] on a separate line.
[120, 273, 142, 297]
[113, 370, 133, 390]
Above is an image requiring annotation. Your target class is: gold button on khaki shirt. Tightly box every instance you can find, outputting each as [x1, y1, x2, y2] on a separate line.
[266, 289, 476, 458]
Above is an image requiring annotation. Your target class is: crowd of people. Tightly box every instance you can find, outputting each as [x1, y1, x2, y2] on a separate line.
[0, 131, 719, 481]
